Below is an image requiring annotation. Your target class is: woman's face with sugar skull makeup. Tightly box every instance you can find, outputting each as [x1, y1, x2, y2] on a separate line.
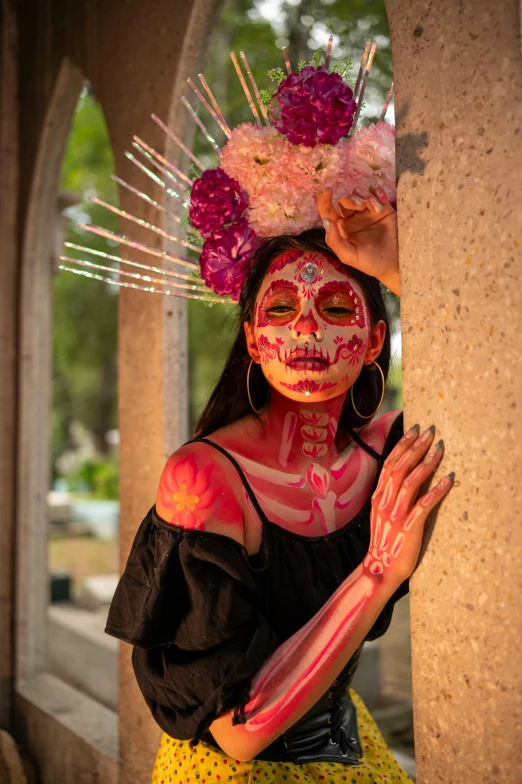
[245, 251, 377, 404]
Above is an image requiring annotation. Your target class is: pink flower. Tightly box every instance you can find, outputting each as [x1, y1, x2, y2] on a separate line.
[220, 125, 343, 237]
[269, 67, 357, 148]
[341, 122, 396, 202]
[158, 454, 219, 530]
[189, 168, 247, 238]
[199, 220, 261, 301]
[216, 120, 396, 238]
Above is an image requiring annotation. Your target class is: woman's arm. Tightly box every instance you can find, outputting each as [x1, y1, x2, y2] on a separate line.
[210, 424, 453, 761]
[211, 562, 393, 761]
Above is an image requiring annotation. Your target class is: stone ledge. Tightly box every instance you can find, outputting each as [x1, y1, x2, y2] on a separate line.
[16, 673, 117, 764]
[47, 605, 117, 710]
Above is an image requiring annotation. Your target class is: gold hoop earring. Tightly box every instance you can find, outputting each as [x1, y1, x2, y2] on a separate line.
[350, 360, 385, 420]
[247, 358, 266, 415]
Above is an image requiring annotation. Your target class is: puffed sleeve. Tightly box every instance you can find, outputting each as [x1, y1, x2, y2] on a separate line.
[105, 507, 278, 742]
[365, 411, 410, 641]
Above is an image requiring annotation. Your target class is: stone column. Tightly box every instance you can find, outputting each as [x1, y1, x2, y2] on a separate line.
[88, 0, 226, 780]
[385, 0, 522, 781]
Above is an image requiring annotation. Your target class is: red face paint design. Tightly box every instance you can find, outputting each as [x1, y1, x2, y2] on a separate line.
[253, 252, 370, 404]
[303, 442, 328, 458]
[295, 256, 325, 300]
[293, 308, 319, 337]
[280, 379, 337, 394]
[257, 334, 284, 365]
[315, 280, 366, 329]
[301, 425, 327, 442]
[257, 280, 299, 328]
[266, 250, 302, 276]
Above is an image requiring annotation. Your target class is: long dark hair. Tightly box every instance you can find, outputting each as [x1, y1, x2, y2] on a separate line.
[195, 229, 392, 446]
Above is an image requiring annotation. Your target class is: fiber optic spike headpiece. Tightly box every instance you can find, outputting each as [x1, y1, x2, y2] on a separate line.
[60, 38, 396, 305]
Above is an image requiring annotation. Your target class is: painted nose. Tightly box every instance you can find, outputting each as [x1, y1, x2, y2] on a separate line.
[293, 309, 322, 339]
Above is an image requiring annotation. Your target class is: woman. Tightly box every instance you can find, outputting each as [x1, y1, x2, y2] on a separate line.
[106, 187, 454, 783]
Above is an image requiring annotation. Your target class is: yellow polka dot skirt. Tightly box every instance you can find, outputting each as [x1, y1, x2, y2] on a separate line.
[152, 689, 414, 784]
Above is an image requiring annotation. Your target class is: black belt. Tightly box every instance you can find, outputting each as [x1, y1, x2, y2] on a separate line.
[201, 647, 363, 765]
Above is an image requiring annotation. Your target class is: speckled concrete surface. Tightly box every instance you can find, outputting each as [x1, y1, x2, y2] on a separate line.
[386, 0, 522, 781]
[380, 596, 413, 706]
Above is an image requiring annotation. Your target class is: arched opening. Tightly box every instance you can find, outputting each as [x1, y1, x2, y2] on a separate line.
[15, 56, 118, 774]
[47, 85, 120, 711]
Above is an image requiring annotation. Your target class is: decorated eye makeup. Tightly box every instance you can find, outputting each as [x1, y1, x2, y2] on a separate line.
[315, 281, 366, 328]
[257, 280, 299, 327]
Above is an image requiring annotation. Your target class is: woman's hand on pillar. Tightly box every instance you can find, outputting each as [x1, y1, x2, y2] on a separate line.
[317, 187, 400, 296]
[364, 423, 454, 588]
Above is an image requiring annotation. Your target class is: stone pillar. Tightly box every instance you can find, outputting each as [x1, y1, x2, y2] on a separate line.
[87, 1, 225, 780]
[385, 0, 522, 781]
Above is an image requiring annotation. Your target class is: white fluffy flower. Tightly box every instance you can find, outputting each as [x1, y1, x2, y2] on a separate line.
[219, 121, 396, 237]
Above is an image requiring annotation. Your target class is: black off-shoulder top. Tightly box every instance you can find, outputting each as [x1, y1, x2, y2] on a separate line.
[105, 412, 408, 751]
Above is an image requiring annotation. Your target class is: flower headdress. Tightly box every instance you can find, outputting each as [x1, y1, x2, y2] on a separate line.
[60, 39, 395, 304]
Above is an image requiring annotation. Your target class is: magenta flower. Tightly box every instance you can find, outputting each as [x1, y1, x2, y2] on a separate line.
[269, 67, 357, 148]
[189, 168, 248, 238]
[199, 220, 261, 301]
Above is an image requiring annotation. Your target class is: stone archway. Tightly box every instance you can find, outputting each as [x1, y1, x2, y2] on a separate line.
[17, 56, 85, 683]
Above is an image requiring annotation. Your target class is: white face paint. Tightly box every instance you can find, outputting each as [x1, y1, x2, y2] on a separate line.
[253, 251, 371, 404]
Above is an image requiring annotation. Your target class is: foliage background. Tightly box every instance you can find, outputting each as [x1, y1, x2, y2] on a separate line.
[54, 0, 398, 490]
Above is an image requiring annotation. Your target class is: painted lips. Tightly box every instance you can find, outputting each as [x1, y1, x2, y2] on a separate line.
[286, 347, 330, 372]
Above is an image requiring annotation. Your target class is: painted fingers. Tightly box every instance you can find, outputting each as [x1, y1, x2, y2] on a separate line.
[371, 422, 422, 502]
[366, 424, 454, 584]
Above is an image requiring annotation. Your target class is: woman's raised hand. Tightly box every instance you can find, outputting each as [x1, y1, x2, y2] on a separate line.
[363, 424, 454, 588]
[317, 187, 400, 296]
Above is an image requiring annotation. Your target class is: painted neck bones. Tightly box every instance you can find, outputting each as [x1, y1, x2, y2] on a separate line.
[253, 251, 370, 403]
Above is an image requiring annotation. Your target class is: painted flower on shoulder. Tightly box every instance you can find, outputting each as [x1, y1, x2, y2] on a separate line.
[159, 454, 219, 529]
